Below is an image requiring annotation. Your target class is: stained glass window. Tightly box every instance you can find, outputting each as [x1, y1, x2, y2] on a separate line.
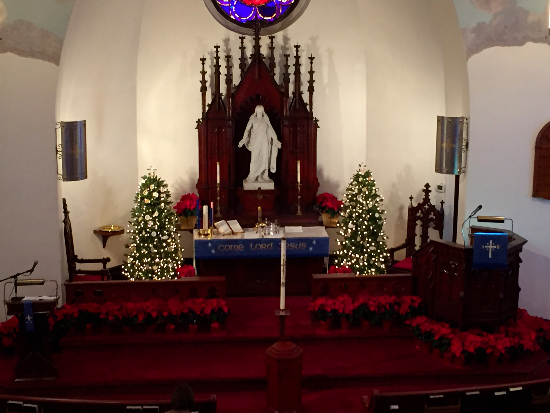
[213, 0, 297, 24]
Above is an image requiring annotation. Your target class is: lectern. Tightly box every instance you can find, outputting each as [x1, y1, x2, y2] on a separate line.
[412, 228, 527, 331]
[6, 297, 58, 380]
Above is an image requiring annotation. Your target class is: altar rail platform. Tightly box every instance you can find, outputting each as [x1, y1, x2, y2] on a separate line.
[1, 296, 549, 413]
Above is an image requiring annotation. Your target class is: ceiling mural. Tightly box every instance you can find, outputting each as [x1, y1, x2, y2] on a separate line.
[0, 0, 75, 65]
[454, 0, 549, 59]
[0, 0, 548, 65]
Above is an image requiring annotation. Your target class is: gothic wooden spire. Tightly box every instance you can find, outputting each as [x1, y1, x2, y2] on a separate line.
[268, 35, 276, 77]
[283, 53, 290, 115]
[200, 56, 207, 116]
[239, 36, 247, 79]
[252, 22, 262, 61]
[293, 44, 302, 110]
[214, 45, 221, 110]
[225, 54, 233, 117]
[308, 54, 315, 113]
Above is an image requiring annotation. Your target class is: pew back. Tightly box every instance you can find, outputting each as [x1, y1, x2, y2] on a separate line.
[363, 379, 550, 413]
[0, 395, 217, 413]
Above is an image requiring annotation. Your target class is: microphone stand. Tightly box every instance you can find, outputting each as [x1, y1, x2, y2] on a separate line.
[0, 262, 38, 299]
[461, 207, 481, 247]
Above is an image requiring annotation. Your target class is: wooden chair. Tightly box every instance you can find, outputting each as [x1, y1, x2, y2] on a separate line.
[63, 198, 111, 282]
[387, 184, 444, 273]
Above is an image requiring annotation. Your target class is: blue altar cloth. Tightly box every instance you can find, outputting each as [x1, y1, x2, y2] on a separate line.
[194, 227, 329, 259]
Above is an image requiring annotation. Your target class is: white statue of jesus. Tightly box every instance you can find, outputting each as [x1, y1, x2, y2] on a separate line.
[238, 105, 281, 188]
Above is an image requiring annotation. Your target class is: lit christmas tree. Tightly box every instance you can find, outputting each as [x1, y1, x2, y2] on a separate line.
[334, 165, 388, 275]
[123, 168, 182, 280]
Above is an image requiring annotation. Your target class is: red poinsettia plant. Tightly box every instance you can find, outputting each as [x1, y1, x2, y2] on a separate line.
[177, 265, 196, 278]
[327, 265, 353, 274]
[315, 193, 343, 218]
[49, 298, 229, 335]
[173, 193, 200, 217]
[0, 316, 19, 352]
[308, 297, 338, 322]
[406, 308, 545, 363]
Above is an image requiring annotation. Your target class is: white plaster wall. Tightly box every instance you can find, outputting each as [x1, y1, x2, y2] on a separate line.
[466, 43, 550, 318]
[0, 54, 62, 322]
[57, 0, 144, 269]
[52, 0, 467, 284]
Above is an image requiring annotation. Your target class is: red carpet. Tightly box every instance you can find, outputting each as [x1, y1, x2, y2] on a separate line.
[1, 296, 548, 413]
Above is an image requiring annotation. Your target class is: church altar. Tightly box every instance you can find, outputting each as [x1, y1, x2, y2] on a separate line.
[193, 226, 329, 259]
[195, 226, 328, 297]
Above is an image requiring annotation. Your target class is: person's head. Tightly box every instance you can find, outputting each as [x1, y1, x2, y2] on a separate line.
[171, 383, 194, 410]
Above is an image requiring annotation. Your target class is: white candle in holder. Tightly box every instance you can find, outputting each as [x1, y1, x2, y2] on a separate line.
[203, 205, 208, 230]
[280, 237, 287, 310]
[297, 160, 301, 184]
[216, 162, 220, 185]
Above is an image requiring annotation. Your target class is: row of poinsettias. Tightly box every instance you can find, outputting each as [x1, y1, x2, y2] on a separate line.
[49, 298, 229, 332]
[308, 294, 550, 360]
[407, 308, 550, 360]
[308, 294, 424, 324]
[0, 298, 229, 352]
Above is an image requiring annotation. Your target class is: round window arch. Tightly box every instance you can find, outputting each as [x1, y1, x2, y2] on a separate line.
[203, 0, 311, 35]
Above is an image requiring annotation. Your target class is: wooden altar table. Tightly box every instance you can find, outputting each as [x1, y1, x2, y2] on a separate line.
[194, 227, 329, 296]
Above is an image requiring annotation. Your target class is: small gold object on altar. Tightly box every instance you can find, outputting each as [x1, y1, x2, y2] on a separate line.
[198, 228, 213, 238]
[254, 222, 267, 232]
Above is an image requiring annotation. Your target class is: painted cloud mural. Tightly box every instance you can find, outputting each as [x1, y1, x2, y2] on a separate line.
[458, 0, 549, 58]
[0, 0, 73, 65]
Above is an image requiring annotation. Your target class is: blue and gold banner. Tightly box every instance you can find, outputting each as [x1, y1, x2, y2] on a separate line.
[23, 299, 34, 333]
[472, 232, 508, 270]
[195, 236, 329, 259]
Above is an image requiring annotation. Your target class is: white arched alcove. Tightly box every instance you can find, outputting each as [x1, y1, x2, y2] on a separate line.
[56, 0, 468, 283]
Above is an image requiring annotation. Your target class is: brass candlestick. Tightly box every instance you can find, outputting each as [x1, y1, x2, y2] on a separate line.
[297, 182, 302, 215]
[216, 184, 222, 218]
[198, 228, 213, 238]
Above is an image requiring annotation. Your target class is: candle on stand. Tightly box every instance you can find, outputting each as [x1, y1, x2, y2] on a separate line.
[196, 199, 201, 229]
[210, 201, 214, 226]
[280, 237, 287, 311]
[297, 160, 301, 184]
[216, 162, 220, 185]
[202, 205, 208, 230]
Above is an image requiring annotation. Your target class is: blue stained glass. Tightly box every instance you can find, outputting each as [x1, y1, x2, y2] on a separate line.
[215, 0, 297, 23]
[234, 2, 255, 21]
[257, 3, 277, 20]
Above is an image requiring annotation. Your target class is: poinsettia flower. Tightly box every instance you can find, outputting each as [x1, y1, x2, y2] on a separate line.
[173, 193, 200, 217]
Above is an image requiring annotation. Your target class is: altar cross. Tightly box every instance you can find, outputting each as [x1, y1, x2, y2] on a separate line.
[482, 240, 500, 259]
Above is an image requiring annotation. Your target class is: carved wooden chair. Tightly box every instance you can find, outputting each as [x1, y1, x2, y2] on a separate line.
[387, 184, 444, 273]
[63, 198, 111, 281]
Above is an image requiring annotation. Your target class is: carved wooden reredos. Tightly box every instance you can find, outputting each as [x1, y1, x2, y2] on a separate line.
[196, 28, 319, 218]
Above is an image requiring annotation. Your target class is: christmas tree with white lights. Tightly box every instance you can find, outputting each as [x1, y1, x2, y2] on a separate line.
[123, 168, 182, 280]
[334, 165, 388, 275]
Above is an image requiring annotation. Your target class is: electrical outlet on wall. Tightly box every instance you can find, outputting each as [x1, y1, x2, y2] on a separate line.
[435, 183, 445, 193]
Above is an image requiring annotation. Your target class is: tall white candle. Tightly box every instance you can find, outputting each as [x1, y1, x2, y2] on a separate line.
[280, 237, 287, 310]
[203, 205, 208, 230]
[297, 160, 301, 184]
[216, 162, 220, 185]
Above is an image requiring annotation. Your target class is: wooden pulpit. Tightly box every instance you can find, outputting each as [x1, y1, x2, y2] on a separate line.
[412, 228, 527, 331]
[6, 297, 58, 380]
